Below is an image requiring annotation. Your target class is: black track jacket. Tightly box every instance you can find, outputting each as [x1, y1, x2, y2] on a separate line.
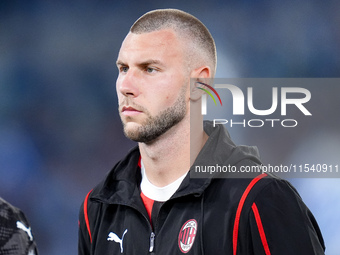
[78, 121, 325, 255]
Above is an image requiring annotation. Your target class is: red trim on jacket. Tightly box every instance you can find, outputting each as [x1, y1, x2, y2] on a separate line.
[252, 202, 271, 255]
[233, 173, 267, 255]
[84, 189, 93, 243]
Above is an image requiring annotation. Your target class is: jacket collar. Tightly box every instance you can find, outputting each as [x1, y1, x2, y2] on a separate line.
[191, 121, 261, 178]
[91, 121, 261, 204]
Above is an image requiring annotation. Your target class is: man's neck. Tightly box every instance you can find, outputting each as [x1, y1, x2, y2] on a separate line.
[138, 118, 207, 187]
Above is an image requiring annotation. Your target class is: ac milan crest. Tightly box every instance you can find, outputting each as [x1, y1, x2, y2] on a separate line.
[178, 219, 197, 253]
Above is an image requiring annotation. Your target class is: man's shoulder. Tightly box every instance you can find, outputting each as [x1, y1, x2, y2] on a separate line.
[82, 146, 141, 205]
[0, 197, 25, 224]
[206, 173, 295, 206]
[0, 197, 38, 255]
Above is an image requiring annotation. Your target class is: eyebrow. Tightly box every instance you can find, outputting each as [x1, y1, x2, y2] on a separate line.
[116, 59, 165, 67]
[116, 60, 126, 67]
[139, 59, 163, 66]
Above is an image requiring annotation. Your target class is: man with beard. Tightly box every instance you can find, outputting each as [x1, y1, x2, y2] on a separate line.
[78, 9, 325, 255]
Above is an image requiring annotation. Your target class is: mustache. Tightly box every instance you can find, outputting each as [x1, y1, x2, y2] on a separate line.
[118, 99, 146, 112]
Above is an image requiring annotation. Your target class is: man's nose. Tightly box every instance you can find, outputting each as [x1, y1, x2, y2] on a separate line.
[117, 69, 140, 97]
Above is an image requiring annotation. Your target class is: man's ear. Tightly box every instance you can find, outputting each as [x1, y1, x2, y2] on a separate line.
[190, 66, 212, 102]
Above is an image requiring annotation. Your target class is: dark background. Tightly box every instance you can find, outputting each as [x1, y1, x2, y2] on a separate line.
[1, 0, 339, 254]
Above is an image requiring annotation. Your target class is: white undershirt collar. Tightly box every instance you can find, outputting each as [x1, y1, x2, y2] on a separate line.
[140, 159, 188, 202]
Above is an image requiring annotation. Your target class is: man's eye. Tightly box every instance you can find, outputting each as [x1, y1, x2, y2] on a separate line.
[146, 67, 157, 73]
[120, 66, 129, 73]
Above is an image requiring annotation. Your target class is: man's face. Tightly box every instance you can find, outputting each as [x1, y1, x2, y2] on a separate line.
[116, 29, 190, 143]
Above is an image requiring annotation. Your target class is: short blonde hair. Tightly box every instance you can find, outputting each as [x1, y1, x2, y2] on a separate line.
[130, 9, 217, 76]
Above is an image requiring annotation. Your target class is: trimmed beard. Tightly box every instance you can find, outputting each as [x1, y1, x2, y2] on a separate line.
[120, 85, 187, 144]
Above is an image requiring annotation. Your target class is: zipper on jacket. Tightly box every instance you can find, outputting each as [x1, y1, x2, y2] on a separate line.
[149, 232, 155, 252]
[127, 204, 156, 253]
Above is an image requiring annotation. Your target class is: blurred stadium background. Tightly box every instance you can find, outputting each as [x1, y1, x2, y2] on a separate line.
[1, 0, 339, 254]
